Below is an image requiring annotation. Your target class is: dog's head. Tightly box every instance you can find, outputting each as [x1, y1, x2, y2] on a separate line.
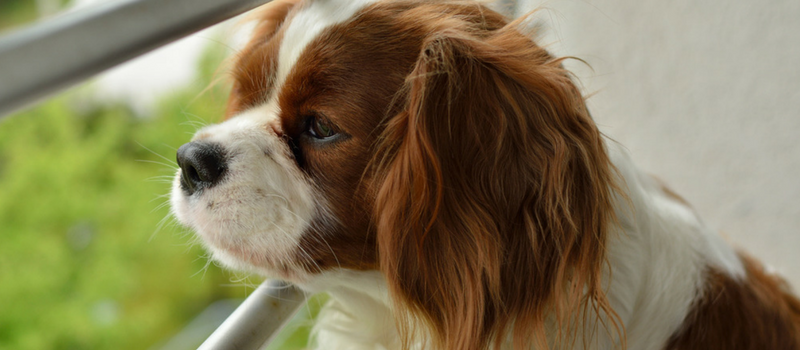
[171, 0, 619, 348]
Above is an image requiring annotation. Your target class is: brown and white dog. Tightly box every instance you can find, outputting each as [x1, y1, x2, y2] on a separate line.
[170, 0, 800, 349]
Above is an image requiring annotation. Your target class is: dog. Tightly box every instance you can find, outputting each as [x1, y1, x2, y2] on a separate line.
[170, 0, 800, 348]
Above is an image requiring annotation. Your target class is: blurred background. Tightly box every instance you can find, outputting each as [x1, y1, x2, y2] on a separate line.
[0, 0, 798, 349]
[521, 0, 800, 288]
[0, 1, 320, 349]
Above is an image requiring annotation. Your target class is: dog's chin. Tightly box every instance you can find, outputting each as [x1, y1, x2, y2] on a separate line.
[169, 171, 316, 283]
[204, 245, 313, 283]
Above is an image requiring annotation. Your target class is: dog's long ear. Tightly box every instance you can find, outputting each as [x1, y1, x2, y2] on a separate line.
[374, 21, 620, 350]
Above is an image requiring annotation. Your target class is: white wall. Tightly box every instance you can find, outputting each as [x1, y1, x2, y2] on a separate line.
[516, 0, 800, 286]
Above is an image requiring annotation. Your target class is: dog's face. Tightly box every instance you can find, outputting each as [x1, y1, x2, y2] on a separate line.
[171, 0, 412, 281]
[171, 0, 619, 348]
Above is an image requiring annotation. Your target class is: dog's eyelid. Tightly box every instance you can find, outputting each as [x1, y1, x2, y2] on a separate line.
[303, 112, 344, 140]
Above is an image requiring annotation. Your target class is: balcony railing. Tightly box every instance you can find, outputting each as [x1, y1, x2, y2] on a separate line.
[0, 0, 272, 117]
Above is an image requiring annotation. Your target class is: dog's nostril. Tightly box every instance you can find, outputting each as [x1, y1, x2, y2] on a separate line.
[180, 163, 200, 193]
[176, 142, 227, 195]
[186, 164, 200, 182]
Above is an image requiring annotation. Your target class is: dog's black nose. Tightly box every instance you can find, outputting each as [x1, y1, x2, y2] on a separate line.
[176, 142, 226, 195]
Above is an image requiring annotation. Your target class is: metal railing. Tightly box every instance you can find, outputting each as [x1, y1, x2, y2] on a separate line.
[198, 280, 307, 350]
[0, 0, 272, 117]
[0, 0, 309, 349]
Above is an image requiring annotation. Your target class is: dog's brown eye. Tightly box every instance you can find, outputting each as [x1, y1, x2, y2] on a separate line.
[308, 117, 336, 139]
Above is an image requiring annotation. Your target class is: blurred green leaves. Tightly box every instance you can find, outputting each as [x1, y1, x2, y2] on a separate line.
[0, 42, 318, 349]
[0, 74, 224, 349]
[0, 2, 322, 346]
[0, 0, 37, 31]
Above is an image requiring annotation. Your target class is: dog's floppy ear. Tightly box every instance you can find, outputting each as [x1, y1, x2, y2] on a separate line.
[374, 21, 621, 350]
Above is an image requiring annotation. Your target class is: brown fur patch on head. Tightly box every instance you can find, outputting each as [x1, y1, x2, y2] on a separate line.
[225, 0, 300, 118]
[370, 2, 623, 349]
[666, 254, 800, 350]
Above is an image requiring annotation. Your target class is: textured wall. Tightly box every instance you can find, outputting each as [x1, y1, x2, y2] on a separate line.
[513, 0, 800, 287]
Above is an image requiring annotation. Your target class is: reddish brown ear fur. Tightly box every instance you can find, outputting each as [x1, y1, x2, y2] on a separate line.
[374, 14, 621, 350]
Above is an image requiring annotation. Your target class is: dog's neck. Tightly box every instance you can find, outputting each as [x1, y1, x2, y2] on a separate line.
[298, 270, 403, 349]
[295, 142, 745, 350]
[600, 141, 744, 349]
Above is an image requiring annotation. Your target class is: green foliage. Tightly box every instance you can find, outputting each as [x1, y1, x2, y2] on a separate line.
[0, 47, 319, 349]
[0, 0, 37, 31]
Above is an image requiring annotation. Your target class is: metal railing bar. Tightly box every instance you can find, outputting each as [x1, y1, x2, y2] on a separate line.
[0, 0, 273, 118]
[198, 280, 308, 350]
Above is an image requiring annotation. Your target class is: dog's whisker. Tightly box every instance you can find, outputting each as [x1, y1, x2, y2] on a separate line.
[136, 141, 179, 165]
[150, 210, 179, 243]
[309, 233, 341, 271]
[151, 200, 172, 213]
[136, 159, 179, 169]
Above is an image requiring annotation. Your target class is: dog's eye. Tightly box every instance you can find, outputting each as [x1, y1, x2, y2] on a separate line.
[307, 116, 337, 139]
